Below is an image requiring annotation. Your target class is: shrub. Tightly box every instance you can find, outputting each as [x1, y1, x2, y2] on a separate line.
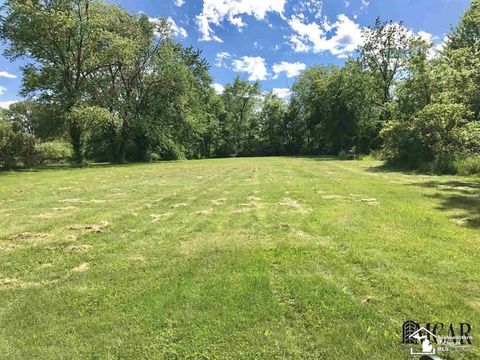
[381, 103, 472, 169]
[412, 103, 469, 160]
[456, 121, 480, 155]
[0, 120, 36, 170]
[432, 153, 459, 174]
[380, 120, 423, 167]
[161, 145, 186, 161]
[454, 155, 480, 176]
[155, 137, 186, 161]
[368, 149, 384, 160]
[149, 152, 161, 161]
[34, 140, 72, 164]
[337, 150, 348, 160]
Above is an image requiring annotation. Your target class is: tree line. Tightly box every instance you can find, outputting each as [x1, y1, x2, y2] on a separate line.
[1, 0, 479, 174]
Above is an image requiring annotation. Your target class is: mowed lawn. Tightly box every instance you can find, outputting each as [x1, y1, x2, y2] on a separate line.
[0, 157, 479, 359]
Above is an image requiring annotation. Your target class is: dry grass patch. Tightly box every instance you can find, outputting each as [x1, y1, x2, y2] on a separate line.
[0, 277, 59, 290]
[232, 207, 253, 214]
[469, 300, 480, 310]
[51, 206, 77, 212]
[0, 243, 17, 254]
[321, 195, 350, 200]
[278, 197, 311, 214]
[34, 212, 57, 219]
[72, 262, 90, 273]
[450, 217, 470, 226]
[210, 198, 227, 206]
[68, 221, 110, 233]
[9, 232, 48, 241]
[0, 278, 18, 287]
[66, 234, 78, 242]
[128, 255, 146, 262]
[65, 244, 91, 253]
[360, 198, 380, 206]
[193, 208, 214, 216]
[59, 198, 107, 204]
[232, 195, 263, 214]
[150, 212, 174, 222]
[170, 203, 189, 209]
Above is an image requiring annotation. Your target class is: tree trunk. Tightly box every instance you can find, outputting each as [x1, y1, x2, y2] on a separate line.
[134, 134, 149, 162]
[69, 124, 83, 165]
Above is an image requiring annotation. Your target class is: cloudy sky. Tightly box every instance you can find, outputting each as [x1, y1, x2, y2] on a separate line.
[0, 0, 470, 106]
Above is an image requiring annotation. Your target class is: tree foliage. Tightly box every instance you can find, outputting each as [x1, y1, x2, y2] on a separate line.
[0, 0, 479, 175]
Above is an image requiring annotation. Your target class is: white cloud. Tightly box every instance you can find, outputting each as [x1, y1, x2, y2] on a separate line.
[196, 0, 286, 42]
[361, 0, 370, 9]
[174, 0, 185, 7]
[289, 35, 311, 52]
[232, 56, 268, 81]
[293, 0, 323, 19]
[0, 71, 17, 79]
[211, 83, 225, 94]
[417, 31, 437, 44]
[196, 13, 223, 42]
[272, 61, 306, 79]
[215, 51, 232, 67]
[435, 36, 448, 52]
[0, 100, 16, 109]
[423, 35, 448, 60]
[288, 14, 363, 57]
[0, 86, 7, 96]
[166, 17, 188, 39]
[253, 41, 264, 50]
[272, 88, 291, 99]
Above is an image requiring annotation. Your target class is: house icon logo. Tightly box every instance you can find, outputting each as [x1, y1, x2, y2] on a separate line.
[402, 321, 437, 355]
[402, 320, 474, 357]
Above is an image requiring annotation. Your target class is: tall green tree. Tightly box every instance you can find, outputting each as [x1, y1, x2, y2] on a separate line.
[396, 38, 435, 119]
[259, 93, 287, 156]
[360, 18, 412, 106]
[1, 0, 131, 163]
[438, 0, 480, 119]
[218, 78, 260, 157]
[448, 0, 480, 50]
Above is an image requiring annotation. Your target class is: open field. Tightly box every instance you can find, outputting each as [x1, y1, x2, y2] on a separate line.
[1, 157, 479, 359]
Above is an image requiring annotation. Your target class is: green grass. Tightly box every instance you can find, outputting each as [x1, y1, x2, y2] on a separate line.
[1, 157, 479, 359]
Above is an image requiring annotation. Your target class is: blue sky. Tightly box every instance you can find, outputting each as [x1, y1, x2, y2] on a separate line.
[0, 0, 470, 106]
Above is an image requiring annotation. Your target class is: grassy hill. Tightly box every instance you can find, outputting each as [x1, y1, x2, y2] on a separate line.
[0, 157, 479, 359]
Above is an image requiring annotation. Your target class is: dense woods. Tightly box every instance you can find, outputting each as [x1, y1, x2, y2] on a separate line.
[1, 0, 479, 174]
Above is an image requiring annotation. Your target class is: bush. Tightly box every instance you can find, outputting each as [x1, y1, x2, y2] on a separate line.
[155, 137, 186, 161]
[0, 120, 36, 170]
[368, 149, 384, 160]
[337, 150, 348, 160]
[412, 103, 469, 160]
[456, 121, 480, 155]
[454, 155, 480, 176]
[34, 140, 72, 164]
[160, 145, 186, 161]
[432, 153, 458, 174]
[380, 120, 423, 167]
[381, 103, 472, 169]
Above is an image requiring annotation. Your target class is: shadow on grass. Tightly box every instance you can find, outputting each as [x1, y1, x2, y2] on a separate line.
[0, 159, 192, 177]
[0, 162, 153, 177]
[367, 164, 480, 228]
[367, 162, 422, 175]
[420, 182, 480, 228]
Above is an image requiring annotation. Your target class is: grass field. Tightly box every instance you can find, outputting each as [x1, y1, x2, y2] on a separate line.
[1, 157, 479, 359]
